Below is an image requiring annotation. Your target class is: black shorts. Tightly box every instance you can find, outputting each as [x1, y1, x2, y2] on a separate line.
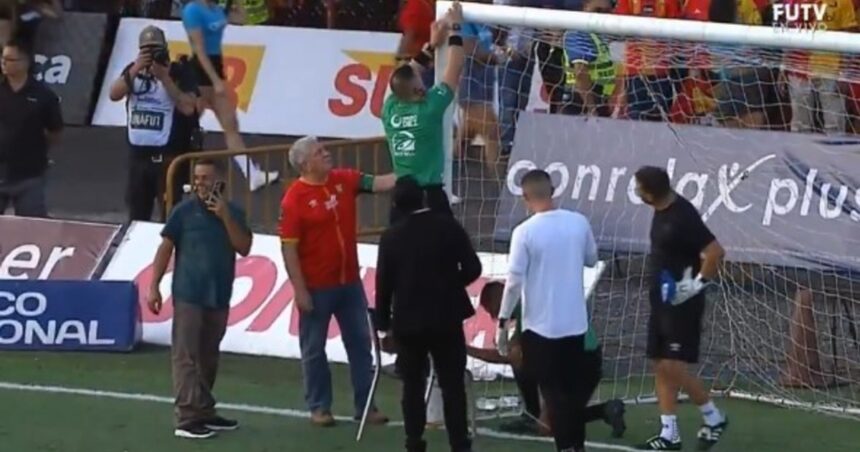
[191, 55, 225, 87]
[646, 295, 706, 364]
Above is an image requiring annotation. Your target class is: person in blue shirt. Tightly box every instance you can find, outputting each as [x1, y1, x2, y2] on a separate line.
[458, 21, 501, 169]
[182, 0, 278, 192]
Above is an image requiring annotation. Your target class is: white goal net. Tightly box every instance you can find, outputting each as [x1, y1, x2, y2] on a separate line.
[439, 1, 860, 425]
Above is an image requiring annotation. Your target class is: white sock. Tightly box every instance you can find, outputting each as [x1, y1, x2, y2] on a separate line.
[232, 154, 259, 179]
[660, 414, 680, 442]
[699, 400, 724, 426]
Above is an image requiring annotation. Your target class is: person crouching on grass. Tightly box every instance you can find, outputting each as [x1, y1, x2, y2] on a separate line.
[279, 135, 395, 427]
[468, 281, 626, 439]
[146, 158, 252, 440]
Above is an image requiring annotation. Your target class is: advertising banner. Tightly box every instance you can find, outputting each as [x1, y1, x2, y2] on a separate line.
[102, 222, 604, 378]
[92, 19, 551, 138]
[33, 12, 109, 125]
[0, 217, 121, 280]
[0, 280, 139, 351]
[495, 113, 860, 270]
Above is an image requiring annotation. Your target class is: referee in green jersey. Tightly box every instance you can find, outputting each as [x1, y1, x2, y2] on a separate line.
[382, 0, 465, 224]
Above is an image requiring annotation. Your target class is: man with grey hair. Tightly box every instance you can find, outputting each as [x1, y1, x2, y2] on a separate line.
[278, 135, 395, 427]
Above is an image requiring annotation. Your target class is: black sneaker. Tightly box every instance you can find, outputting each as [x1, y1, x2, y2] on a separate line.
[174, 423, 217, 439]
[603, 399, 626, 439]
[204, 416, 239, 431]
[697, 417, 729, 451]
[637, 435, 682, 450]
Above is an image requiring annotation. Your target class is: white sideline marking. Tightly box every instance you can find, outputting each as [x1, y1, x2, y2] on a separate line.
[0, 381, 640, 451]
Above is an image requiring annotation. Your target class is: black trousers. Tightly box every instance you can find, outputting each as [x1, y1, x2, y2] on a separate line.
[388, 184, 453, 225]
[126, 153, 190, 222]
[521, 330, 589, 451]
[515, 349, 606, 425]
[395, 327, 470, 452]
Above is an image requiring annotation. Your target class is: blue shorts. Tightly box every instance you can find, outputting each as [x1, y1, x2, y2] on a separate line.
[459, 59, 496, 105]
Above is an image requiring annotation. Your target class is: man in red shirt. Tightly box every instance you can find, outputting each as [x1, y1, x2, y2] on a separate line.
[279, 135, 396, 427]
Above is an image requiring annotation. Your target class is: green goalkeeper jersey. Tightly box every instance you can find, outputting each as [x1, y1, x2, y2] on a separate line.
[511, 307, 599, 352]
[381, 83, 454, 186]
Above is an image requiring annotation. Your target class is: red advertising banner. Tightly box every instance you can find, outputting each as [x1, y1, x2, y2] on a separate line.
[0, 216, 121, 280]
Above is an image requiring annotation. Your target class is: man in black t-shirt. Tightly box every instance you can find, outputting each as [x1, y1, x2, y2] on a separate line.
[0, 38, 62, 217]
[633, 166, 728, 452]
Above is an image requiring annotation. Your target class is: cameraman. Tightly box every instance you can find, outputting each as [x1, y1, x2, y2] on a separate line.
[109, 25, 200, 222]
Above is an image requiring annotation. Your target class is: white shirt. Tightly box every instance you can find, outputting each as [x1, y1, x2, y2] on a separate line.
[500, 208, 598, 339]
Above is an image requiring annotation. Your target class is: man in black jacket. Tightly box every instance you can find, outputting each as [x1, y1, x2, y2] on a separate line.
[375, 176, 482, 452]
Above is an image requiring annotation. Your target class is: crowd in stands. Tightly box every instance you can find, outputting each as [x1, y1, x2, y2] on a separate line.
[4, 1, 860, 153]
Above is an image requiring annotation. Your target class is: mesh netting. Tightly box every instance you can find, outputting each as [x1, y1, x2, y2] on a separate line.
[450, 18, 860, 426]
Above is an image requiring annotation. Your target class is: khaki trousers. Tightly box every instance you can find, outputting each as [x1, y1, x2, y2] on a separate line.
[171, 300, 229, 428]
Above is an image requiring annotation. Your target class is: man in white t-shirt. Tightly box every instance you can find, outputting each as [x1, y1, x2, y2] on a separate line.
[497, 168, 598, 452]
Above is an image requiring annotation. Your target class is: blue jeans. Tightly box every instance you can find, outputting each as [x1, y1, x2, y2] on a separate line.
[499, 55, 534, 154]
[299, 281, 374, 416]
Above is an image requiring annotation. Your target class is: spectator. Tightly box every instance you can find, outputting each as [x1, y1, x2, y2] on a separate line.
[708, 0, 771, 129]
[844, 0, 860, 133]
[496, 0, 580, 156]
[3, 1, 61, 50]
[279, 136, 395, 427]
[783, 0, 857, 134]
[181, 0, 279, 191]
[397, 0, 435, 88]
[561, 0, 617, 117]
[614, 0, 682, 121]
[459, 19, 500, 168]
[0, 39, 62, 217]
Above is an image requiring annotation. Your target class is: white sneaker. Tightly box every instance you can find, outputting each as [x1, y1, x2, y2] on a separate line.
[174, 424, 217, 439]
[249, 170, 280, 192]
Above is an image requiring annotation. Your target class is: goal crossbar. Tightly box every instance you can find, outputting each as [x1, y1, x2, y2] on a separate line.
[439, 1, 860, 54]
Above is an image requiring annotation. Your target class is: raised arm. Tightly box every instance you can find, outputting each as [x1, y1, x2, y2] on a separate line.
[441, 0, 465, 91]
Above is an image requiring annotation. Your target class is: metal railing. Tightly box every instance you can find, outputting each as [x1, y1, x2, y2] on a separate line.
[164, 137, 391, 238]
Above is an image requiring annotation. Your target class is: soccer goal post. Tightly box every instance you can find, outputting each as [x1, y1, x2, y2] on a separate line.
[438, 1, 860, 421]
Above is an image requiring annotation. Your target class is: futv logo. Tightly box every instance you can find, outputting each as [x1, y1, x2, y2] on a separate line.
[772, 2, 829, 32]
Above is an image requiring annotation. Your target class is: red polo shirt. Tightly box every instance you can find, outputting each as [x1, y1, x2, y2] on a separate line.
[279, 169, 374, 290]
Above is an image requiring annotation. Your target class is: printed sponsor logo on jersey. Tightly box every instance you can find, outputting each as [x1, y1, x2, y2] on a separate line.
[328, 50, 396, 118]
[167, 41, 265, 112]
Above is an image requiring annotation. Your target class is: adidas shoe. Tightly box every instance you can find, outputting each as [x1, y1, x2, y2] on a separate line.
[697, 417, 729, 451]
[174, 423, 217, 439]
[637, 435, 682, 450]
